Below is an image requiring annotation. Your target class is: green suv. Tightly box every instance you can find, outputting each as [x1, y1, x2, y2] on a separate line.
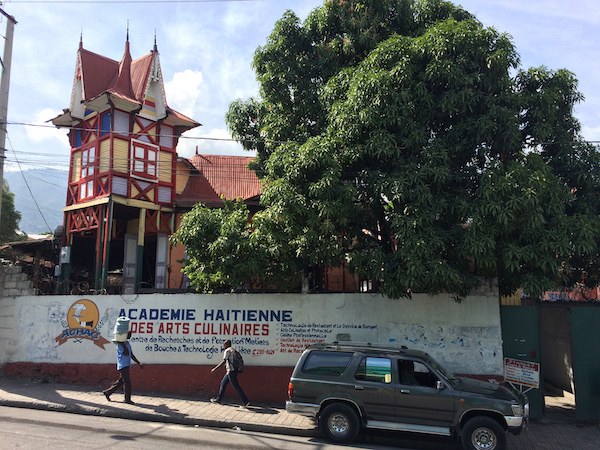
[286, 342, 528, 450]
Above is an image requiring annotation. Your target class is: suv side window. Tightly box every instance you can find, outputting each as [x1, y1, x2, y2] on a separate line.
[399, 359, 439, 388]
[355, 356, 392, 383]
[302, 351, 353, 376]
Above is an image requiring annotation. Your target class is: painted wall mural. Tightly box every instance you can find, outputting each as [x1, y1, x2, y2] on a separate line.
[2, 292, 503, 375]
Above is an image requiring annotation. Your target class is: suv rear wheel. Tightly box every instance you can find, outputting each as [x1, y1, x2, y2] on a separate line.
[461, 416, 506, 450]
[319, 403, 360, 444]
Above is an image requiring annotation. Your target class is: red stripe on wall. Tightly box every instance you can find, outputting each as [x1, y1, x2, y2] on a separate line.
[2, 362, 294, 404]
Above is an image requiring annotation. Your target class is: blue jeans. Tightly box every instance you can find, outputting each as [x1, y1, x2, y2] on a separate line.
[216, 370, 248, 404]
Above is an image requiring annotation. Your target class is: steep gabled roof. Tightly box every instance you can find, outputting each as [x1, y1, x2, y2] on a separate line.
[113, 40, 135, 101]
[176, 154, 262, 207]
[131, 52, 154, 101]
[78, 48, 120, 101]
[51, 37, 200, 130]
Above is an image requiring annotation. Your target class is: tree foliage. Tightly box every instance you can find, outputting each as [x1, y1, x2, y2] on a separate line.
[171, 199, 303, 293]
[0, 181, 24, 244]
[190, 0, 600, 298]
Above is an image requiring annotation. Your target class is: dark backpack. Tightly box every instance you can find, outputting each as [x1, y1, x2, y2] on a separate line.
[232, 349, 244, 373]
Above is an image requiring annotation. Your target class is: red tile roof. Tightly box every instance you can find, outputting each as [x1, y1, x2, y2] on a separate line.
[176, 154, 262, 207]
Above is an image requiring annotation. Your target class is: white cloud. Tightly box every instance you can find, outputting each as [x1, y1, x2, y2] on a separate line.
[581, 125, 600, 144]
[470, 0, 600, 25]
[177, 128, 252, 159]
[164, 70, 204, 119]
[26, 109, 70, 145]
[3, 0, 600, 172]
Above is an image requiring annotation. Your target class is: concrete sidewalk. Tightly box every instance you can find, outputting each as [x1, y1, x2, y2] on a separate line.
[0, 376, 598, 449]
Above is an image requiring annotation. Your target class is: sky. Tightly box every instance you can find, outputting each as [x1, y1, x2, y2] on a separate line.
[1, 0, 599, 176]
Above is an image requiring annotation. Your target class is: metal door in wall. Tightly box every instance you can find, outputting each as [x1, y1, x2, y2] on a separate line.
[122, 234, 138, 294]
[154, 234, 168, 289]
[500, 306, 544, 419]
[570, 307, 600, 421]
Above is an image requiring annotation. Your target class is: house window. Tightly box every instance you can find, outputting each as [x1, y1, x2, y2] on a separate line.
[74, 129, 82, 147]
[100, 111, 111, 136]
[79, 145, 97, 200]
[131, 140, 158, 181]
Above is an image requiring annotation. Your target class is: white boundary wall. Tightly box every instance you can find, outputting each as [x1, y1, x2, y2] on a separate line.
[0, 292, 503, 375]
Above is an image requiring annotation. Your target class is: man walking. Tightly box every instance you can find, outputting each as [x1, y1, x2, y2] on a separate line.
[210, 339, 249, 407]
[103, 331, 143, 404]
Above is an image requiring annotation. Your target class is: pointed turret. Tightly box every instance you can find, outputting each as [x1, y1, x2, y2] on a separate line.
[51, 33, 200, 128]
[113, 33, 135, 101]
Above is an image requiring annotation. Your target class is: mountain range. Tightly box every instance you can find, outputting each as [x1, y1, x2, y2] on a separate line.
[4, 168, 68, 235]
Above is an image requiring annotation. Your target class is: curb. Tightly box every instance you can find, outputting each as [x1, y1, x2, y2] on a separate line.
[0, 398, 316, 437]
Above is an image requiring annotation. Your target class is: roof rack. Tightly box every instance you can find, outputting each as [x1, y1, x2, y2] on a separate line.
[308, 341, 410, 354]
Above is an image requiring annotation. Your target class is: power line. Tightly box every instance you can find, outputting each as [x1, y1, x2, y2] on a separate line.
[5, 151, 261, 179]
[7, 120, 600, 146]
[7, 135, 53, 233]
[6, 0, 256, 3]
[5, 120, 288, 144]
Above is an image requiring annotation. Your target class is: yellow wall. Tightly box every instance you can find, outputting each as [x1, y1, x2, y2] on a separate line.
[99, 140, 110, 173]
[113, 138, 129, 174]
[175, 160, 190, 195]
[72, 150, 81, 183]
[127, 218, 139, 235]
[159, 151, 172, 183]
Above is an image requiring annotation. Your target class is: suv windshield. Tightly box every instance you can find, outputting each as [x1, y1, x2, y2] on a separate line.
[426, 355, 460, 386]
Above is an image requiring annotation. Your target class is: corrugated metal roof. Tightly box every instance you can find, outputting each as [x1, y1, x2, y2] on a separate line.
[130, 52, 154, 102]
[80, 44, 149, 104]
[72, 41, 199, 128]
[113, 41, 135, 101]
[176, 154, 262, 207]
[79, 48, 120, 101]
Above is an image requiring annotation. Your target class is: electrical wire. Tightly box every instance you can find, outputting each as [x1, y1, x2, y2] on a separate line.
[3, 120, 599, 182]
[5, 0, 256, 3]
[7, 135, 54, 233]
[4, 120, 291, 145]
[5, 153, 262, 180]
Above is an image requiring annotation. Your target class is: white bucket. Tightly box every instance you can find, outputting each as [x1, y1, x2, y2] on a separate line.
[114, 332, 129, 342]
[113, 316, 130, 342]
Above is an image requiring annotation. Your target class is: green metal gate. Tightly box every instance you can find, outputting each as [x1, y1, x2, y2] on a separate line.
[570, 307, 600, 421]
[500, 306, 544, 419]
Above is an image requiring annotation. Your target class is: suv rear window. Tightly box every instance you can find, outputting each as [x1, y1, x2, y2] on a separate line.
[355, 356, 392, 383]
[302, 351, 353, 376]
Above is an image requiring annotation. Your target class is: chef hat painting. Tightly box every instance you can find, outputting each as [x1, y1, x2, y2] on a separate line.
[113, 316, 131, 343]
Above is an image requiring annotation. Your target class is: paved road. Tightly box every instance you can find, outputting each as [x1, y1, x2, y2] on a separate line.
[1, 376, 599, 449]
[0, 406, 421, 449]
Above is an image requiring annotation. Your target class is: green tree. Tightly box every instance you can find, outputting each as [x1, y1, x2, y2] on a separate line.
[204, 0, 599, 298]
[0, 181, 24, 243]
[171, 199, 302, 293]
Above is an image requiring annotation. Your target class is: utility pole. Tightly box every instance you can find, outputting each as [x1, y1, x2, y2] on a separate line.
[0, 8, 17, 225]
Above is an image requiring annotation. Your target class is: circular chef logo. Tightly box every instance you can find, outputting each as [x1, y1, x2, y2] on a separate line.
[67, 299, 99, 330]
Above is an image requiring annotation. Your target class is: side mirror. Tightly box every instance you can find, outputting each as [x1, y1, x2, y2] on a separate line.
[436, 380, 445, 391]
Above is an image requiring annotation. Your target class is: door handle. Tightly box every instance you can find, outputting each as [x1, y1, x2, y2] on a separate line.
[400, 389, 411, 394]
[354, 385, 364, 390]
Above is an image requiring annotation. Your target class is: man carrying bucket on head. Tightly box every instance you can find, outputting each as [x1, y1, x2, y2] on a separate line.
[102, 317, 143, 404]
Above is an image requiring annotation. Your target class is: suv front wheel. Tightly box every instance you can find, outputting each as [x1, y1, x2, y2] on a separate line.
[461, 416, 506, 450]
[319, 403, 360, 443]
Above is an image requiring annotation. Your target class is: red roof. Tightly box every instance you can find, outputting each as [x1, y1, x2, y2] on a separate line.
[177, 155, 262, 207]
[79, 48, 122, 101]
[71, 40, 198, 127]
[78, 41, 149, 104]
[131, 52, 153, 102]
